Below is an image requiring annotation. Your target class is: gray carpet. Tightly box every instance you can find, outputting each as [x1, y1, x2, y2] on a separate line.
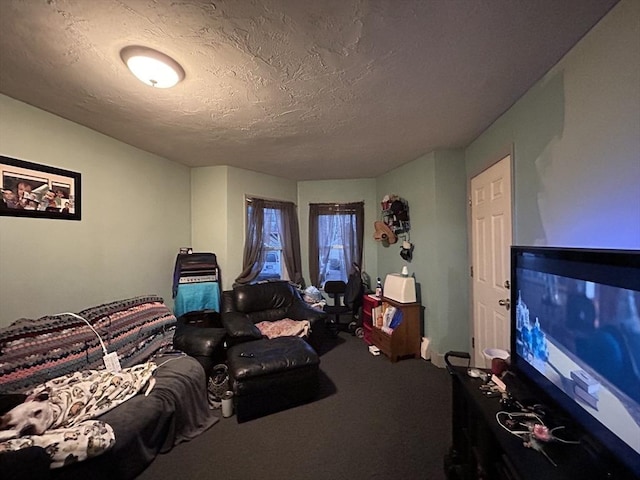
[138, 333, 452, 480]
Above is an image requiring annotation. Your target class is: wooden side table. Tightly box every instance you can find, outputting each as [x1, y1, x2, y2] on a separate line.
[371, 297, 421, 362]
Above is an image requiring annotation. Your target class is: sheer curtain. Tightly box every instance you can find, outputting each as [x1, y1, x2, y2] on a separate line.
[235, 197, 303, 286]
[309, 202, 364, 287]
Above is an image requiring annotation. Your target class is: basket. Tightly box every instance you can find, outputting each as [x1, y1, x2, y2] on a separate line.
[208, 363, 229, 404]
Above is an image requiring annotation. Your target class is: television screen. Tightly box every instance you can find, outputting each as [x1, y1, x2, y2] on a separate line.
[511, 247, 640, 477]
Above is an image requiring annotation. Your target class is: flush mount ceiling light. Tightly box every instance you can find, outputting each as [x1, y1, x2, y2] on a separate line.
[120, 46, 185, 88]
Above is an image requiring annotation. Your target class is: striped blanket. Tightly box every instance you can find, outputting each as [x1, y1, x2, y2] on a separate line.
[0, 295, 176, 393]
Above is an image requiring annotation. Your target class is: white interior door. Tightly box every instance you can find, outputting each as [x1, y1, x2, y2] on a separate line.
[470, 155, 513, 367]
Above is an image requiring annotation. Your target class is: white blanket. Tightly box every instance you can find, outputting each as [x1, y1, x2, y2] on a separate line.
[0, 362, 156, 468]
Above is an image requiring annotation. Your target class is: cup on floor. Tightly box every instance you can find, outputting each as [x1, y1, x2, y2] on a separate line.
[221, 391, 234, 418]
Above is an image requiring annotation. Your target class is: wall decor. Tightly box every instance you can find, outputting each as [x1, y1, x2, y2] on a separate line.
[375, 194, 414, 259]
[380, 194, 410, 236]
[0, 156, 81, 220]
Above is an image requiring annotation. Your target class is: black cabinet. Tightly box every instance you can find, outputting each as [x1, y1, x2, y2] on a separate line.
[445, 366, 614, 480]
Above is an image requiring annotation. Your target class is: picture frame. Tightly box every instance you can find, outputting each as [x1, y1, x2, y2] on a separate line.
[0, 155, 82, 220]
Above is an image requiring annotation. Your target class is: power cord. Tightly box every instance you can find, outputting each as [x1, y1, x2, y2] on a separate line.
[58, 312, 121, 372]
[496, 410, 580, 466]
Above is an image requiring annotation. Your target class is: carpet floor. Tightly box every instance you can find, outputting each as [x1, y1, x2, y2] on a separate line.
[138, 332, 452, 480]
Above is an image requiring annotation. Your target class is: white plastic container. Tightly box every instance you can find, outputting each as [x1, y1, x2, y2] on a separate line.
[482, 348, 510, 369]
[221, 391, 234, 418]
[383, 273, 416, 303]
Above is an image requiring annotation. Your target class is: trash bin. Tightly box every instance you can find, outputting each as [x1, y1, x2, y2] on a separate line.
[482, 348, 509, 369]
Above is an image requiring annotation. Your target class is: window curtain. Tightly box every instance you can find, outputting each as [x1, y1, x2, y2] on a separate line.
[235, 197, 303, 286]
[278, 201, 304, 286]
[308, 202, 364, 287]
[235, 198, 266, 285]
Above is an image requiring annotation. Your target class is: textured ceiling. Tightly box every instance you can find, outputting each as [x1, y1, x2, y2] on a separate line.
[0, 0, 619, 180]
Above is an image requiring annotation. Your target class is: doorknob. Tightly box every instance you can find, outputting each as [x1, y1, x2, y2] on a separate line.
[499, 298, 511, 310]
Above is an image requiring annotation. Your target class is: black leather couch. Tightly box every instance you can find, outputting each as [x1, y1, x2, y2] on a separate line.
[221, 281, 328, 353]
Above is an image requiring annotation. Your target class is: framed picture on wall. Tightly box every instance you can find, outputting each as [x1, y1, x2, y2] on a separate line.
[0, 155, 81, 220]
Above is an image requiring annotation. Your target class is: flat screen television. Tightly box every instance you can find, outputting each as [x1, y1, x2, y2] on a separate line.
[510, 246, 640, 477]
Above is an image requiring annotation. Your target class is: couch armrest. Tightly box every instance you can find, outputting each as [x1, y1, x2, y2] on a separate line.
[173, 322, 226, 358]
[287, 301, 328, 324]
[221, 312, 262, 341]
[221, 290, 235, 314]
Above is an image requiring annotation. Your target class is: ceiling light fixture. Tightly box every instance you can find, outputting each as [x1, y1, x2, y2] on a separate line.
[120, 46, 185, 88]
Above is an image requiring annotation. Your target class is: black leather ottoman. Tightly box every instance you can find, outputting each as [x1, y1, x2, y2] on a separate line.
[227, 336, 320, 422]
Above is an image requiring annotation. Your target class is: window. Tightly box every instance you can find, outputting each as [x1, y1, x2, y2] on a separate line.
[309, 202, 364, 287]
[256, 208, 284, 281]
[236, 198, 303, 285]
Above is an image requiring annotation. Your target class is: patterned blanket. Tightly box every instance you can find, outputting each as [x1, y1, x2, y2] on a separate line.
[0, 295, 176, 394]
[0, 362, 156, 468]
[255, 319, 311, 339]
[0, 420, 114, 469]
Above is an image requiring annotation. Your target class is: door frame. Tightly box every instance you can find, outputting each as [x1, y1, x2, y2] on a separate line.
[467, 145, 515, 364]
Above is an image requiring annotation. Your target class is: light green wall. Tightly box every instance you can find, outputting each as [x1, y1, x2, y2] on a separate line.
[466, 0, 640, 248]
[2, 0, 635, 363]
[227, 167, 297, 287]
[191, 165, 229, 282]
[199, 159, 469, 361]
[297, 178, 378, 287]
[190, 165, 297, 290]
[376, 150, 468, 360]
[0, 95, 191, 325]
[377, 153, 436, 304]
[433, 150, 471, 355]
[456, 0, 639, 364]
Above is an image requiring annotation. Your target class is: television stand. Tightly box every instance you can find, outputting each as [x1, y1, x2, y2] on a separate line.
[445, 365, 615, 480]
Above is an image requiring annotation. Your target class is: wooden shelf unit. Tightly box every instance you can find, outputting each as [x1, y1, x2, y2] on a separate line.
[361, 294, 380, 345]
[371, 297, 421, 362]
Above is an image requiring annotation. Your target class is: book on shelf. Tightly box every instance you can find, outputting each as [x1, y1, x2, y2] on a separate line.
[373, 305, 384, 327]
[382, 306, 397, 328]
[389, 308, 403, 329]
[373, 303, 404, 332]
